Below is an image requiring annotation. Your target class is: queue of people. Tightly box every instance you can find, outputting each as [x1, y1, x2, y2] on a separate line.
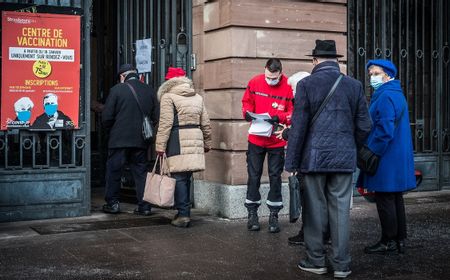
[100, 39, 415, 279]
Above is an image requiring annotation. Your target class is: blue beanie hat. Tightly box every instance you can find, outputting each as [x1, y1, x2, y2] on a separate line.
[366, 59, 397, 78]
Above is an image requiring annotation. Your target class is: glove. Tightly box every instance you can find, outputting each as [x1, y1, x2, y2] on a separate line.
[156, 151, 165, 157]
[265, 115, 279, 125]
[245, 111, 255, 122]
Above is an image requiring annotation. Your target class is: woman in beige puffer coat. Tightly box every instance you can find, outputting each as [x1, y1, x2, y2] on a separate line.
[155, 74, 212, 227]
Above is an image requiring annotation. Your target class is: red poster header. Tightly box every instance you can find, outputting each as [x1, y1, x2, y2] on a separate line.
[1, 11, 81, 130]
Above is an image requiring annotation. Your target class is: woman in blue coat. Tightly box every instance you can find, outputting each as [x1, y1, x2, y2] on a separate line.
[363, 59, 416, 255]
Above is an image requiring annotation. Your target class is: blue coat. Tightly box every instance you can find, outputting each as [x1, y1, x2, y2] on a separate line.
[363, 80, 416, 192]
[285, 62, 372, 173]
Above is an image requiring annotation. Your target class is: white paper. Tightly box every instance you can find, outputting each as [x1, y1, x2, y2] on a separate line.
[135, 38, 152, 73]
[248, 112, 273, 137]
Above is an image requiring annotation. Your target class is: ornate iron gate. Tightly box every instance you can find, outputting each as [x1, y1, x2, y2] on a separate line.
[348, 0, 450, 190]
[0, 0, 91, 221]
[116, 0, 193, 86]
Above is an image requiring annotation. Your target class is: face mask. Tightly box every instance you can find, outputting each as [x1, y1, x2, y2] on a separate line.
[370, 75, 384, 90]
[266, 77, 280, 86]
[44, 104, 58, 116]
[17, 110, 31, 122]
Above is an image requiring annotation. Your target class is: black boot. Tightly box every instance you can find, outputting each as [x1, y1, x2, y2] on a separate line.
[288, 229, 304, 245]
[102, 202, 120, 214]
[268, 210, 280, 233]
[247, 208, 260, 231]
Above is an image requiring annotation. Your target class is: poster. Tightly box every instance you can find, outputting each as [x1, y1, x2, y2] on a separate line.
[1, 11, 81, 130]
[135, 38, 152, 73]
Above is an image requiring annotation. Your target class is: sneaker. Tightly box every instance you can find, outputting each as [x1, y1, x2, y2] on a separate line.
[288, 230, 304, 245]
[102, 202, 120, 214]
[334, 270, 352, 278]
[171, 215, 190, 228]
[297, 259, 328, 275]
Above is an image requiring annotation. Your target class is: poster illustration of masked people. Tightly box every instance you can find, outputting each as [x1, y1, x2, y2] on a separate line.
[1, 11, 80, 130]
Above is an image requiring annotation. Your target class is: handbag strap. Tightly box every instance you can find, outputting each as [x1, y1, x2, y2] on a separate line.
[309, 74, 344, 127]
[125, 82, 146, 118]
[161, 154, 171, 177]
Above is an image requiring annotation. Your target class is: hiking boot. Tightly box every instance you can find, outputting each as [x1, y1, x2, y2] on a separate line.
[171, 215, 190, 228]
[297, 259, 328, 275]
[288, 230, 304, 245]
[334, 269, 352, 278]
[268, 210, 280, 233]
[247, 209, 260, 231]
[102, 202, 120, 214]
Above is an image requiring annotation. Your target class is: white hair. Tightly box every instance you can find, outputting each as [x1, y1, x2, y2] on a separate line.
[288, 71, 311, 92]
[14, 97, 34, 112]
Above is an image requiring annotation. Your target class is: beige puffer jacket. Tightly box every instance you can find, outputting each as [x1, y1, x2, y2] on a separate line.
[155, 77, 212, 173]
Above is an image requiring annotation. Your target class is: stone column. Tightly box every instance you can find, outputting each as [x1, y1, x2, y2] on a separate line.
[192, 0, 347, 218]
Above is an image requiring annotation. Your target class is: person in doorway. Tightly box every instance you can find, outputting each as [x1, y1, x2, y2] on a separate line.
[285, 40, 371, 278]
[102, 64, 159, 215]
[31, 93, 74, 129]
[242, 58, 294, 233]
[155, 67, 212, 228]
[362, 59, 416, 255]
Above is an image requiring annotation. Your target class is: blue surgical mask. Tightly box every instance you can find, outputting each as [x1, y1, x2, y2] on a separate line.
[266, 77, 280, 86]
[370, 75, 384, 90]
[44, 104, 57, 116]
[17, 110, 31, 122]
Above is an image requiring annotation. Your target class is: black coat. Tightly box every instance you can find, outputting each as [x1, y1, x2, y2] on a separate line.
[285, 61, 371, 173]
[31, 110, 74, 129]
[102, 73, 159, 149]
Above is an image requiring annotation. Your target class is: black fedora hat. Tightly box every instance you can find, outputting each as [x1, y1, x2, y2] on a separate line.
[306, 40, 343, 58]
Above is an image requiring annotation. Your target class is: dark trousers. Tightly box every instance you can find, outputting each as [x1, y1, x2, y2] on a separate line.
[105, 148, 150, 210]
[173, 171, 193, 217]
[375, 192, 407, 242]
[245, 142, 284, 211]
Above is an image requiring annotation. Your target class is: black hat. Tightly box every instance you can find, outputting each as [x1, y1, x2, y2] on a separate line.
[306, 40, 343, 58]
[117, 63, 136, 76]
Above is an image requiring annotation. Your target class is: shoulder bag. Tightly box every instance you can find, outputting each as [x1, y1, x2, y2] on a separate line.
[125, 82, 153, 140]
[143, 154, 176, 207]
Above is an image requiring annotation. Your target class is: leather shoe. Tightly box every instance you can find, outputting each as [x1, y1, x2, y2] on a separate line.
[102, 202, 120, 214]
[288, 230, 304, 245]
[133, 208, 152, 216]
[364, 240, 397, 254]
[171, 215, 190, 228]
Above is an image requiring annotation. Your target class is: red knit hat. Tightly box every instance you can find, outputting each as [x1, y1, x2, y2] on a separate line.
[165, 67, 186, 80]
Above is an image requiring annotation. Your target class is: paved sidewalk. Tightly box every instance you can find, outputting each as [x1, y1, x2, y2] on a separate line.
[1, 191, 450, 280]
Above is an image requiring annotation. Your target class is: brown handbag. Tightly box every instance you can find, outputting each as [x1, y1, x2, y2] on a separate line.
[143, 154, 176, 207]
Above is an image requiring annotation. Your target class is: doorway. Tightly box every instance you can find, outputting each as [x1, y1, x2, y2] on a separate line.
[89, 0, 193, 198]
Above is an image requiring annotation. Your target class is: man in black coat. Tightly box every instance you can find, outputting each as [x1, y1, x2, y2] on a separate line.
[102, 64, 159, 215]
[285, 40, 371, 278]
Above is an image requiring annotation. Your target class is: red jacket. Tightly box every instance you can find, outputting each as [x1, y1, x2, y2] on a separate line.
[242, 74, 294, 148]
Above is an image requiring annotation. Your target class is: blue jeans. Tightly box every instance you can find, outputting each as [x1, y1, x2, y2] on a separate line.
[173, 171, 193, 217]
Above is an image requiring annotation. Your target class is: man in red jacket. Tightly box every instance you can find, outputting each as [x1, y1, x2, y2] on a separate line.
[242, 58, 294, 233]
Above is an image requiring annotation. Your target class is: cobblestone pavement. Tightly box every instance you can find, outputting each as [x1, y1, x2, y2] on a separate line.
[0, 191, 449, 280]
